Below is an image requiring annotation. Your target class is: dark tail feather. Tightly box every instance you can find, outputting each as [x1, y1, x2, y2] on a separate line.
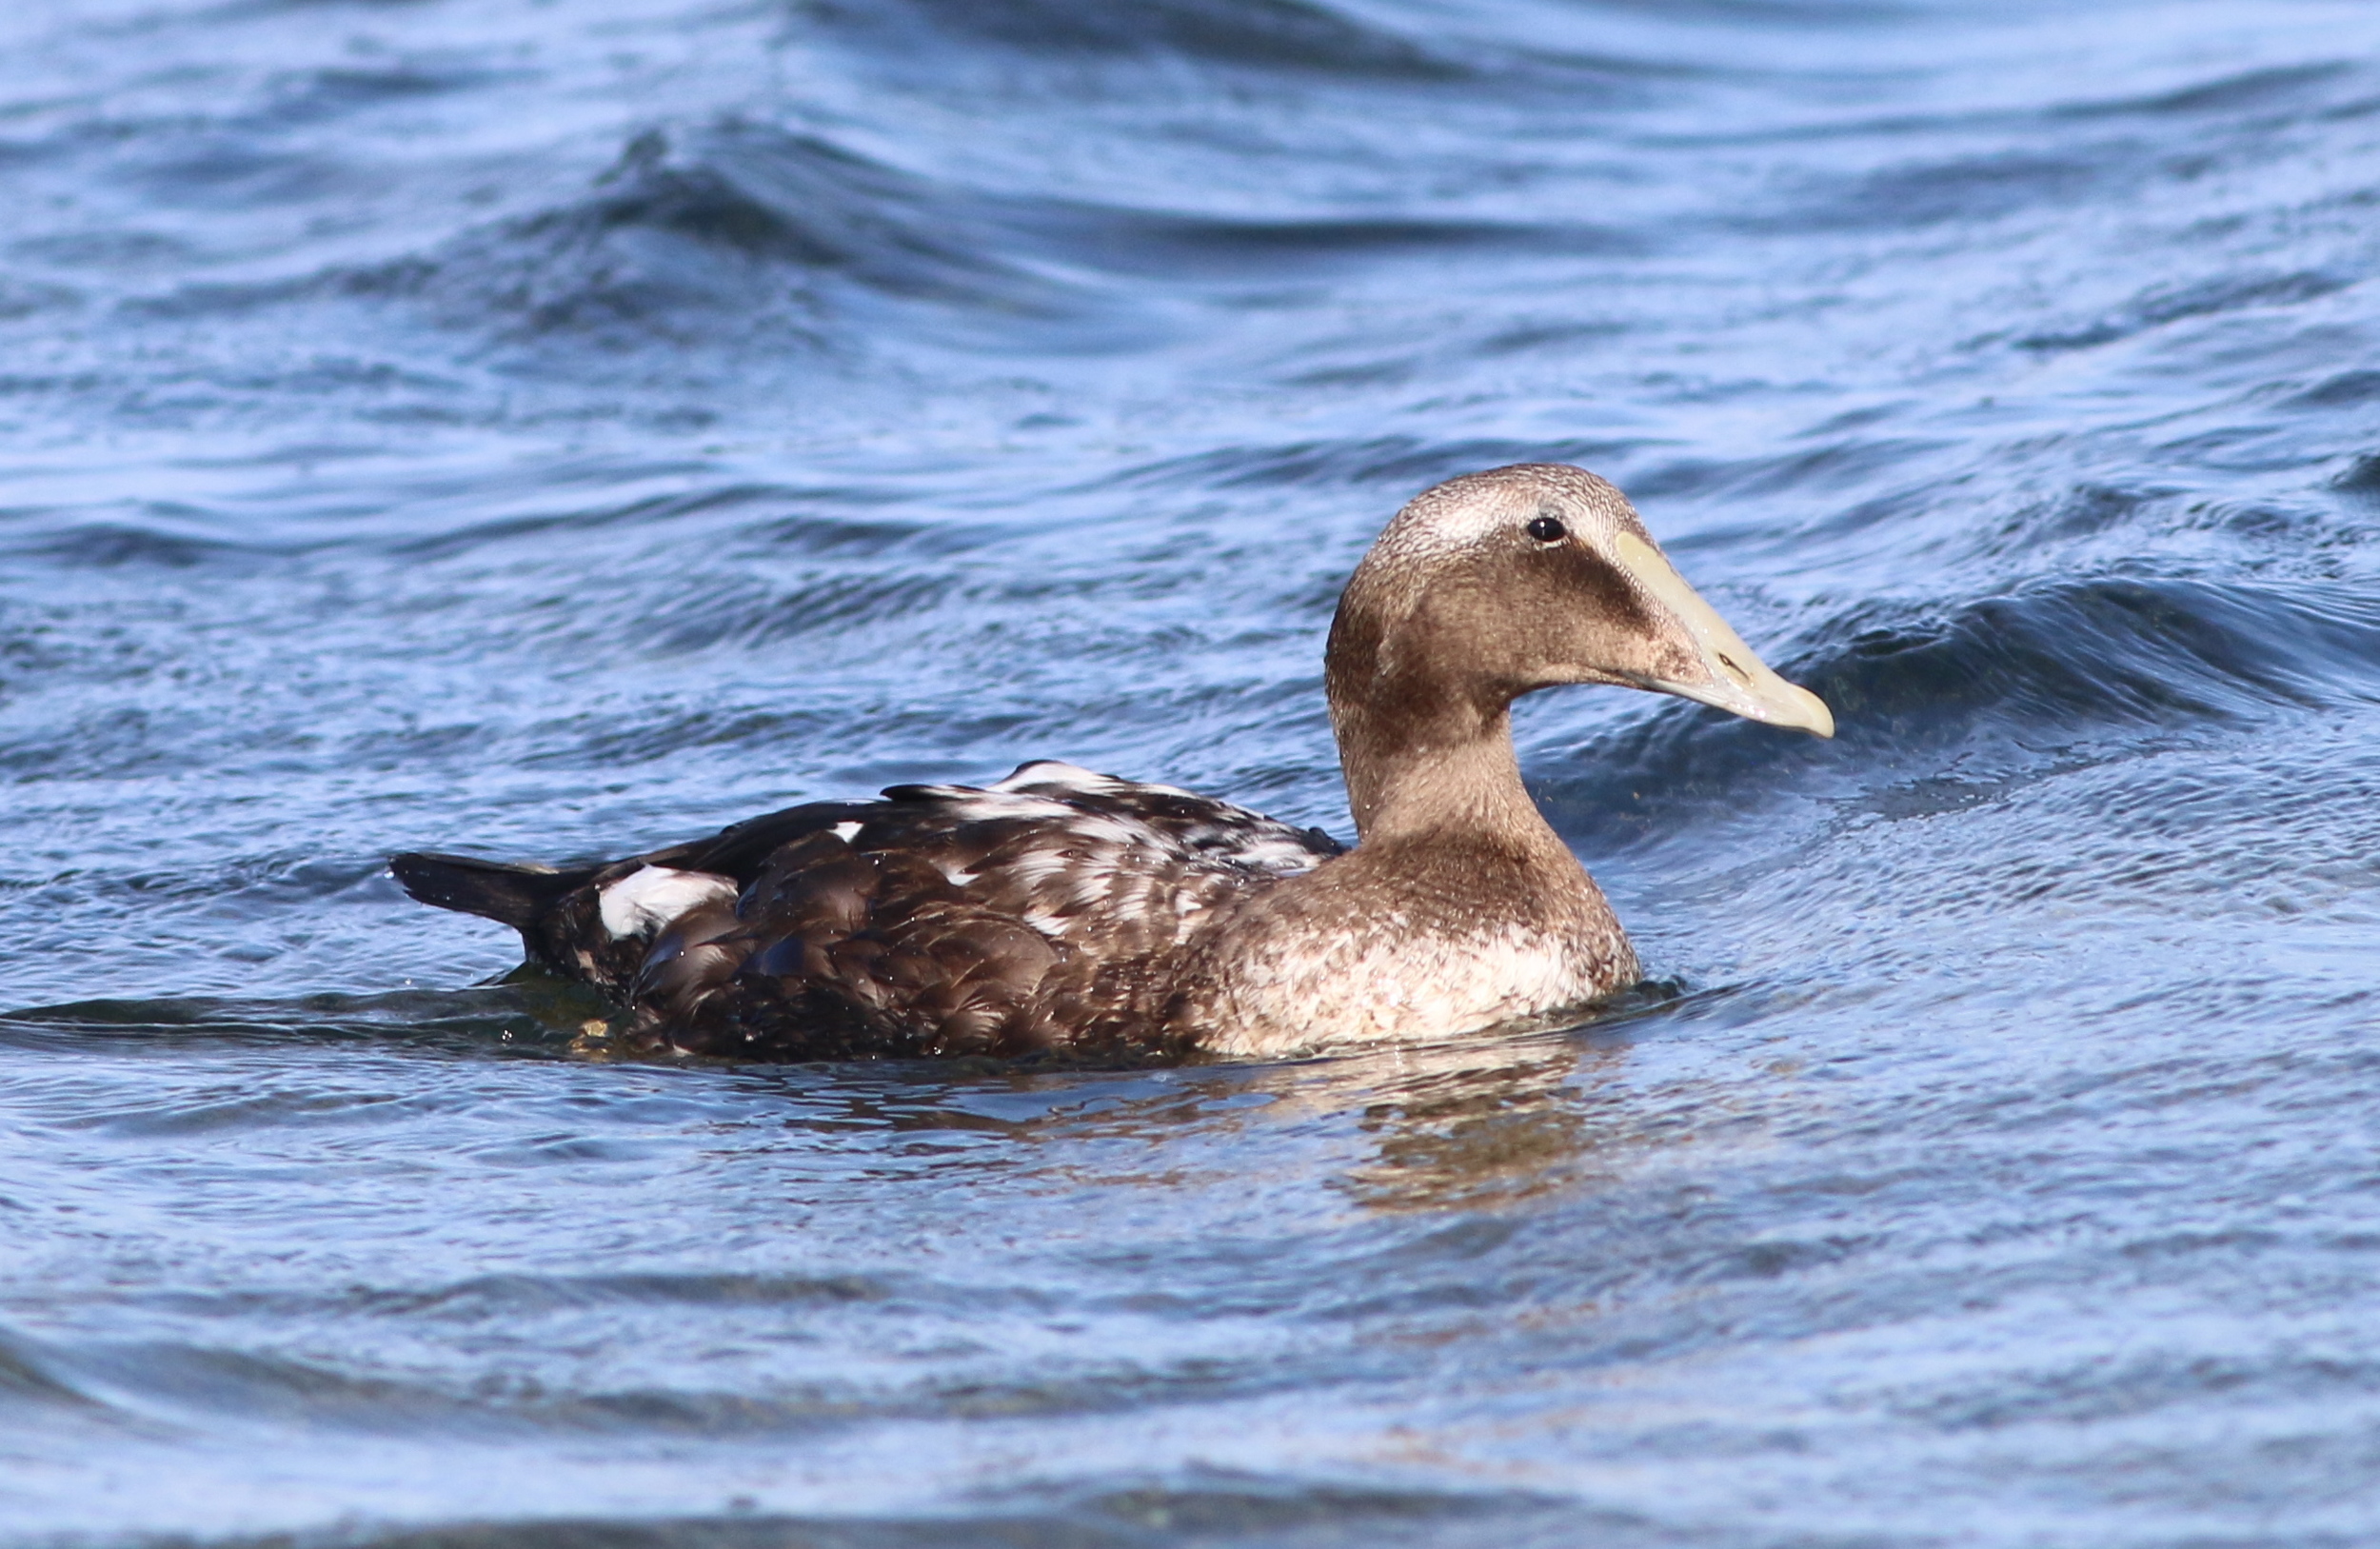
[390, 852, 597, 931]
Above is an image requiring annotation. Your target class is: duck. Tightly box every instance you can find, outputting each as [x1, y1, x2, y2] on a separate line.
[391, 463, 1832, 1062]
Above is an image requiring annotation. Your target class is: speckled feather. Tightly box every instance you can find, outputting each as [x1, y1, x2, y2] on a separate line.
[398, 760, 1343, 1060]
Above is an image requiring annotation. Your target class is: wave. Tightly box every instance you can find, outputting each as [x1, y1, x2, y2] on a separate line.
[7, 519, 259, 570]
[2054, 59, 2360, 119]
[384, 126, 1016, 350]
[119, 116, 1595, 367]
[0, 1325, 97, 1415]
[0, 987, 596, 1059]
[1819, 151, 2106, 232]
[1803, 574, 2380, 730]
[795, 0, 1775, 97]
[2017, 269, 2350, 353]
[120, 126, 1033, 354]
[1536, 571, 2380, 844]
[196, 1477, 1562, 1549]
[1093, 435, 1652, 495]
[1742, 55, 2374, 242]
[800, 0, 1472, 80]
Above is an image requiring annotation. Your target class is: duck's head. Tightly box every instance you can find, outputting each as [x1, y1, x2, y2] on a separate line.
[1326, 464, 1831, 828]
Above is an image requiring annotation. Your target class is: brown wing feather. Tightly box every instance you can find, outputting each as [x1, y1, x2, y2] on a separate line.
[512, 761, 1344, 1059]
[622, 834, 1063, 1060]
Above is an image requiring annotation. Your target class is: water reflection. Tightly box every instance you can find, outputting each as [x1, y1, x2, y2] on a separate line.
[1336, 1041, 1615, 1212]
[866, 1001, 1699, 1215]
[16, 971, 1733, 1222]
[564, 981, 1717, 1214]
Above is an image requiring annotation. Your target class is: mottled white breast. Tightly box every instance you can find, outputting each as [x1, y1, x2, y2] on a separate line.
[1200, 920, 1616, 1059]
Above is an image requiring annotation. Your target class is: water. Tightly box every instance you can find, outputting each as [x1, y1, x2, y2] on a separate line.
[6, 0, 2380, 1541]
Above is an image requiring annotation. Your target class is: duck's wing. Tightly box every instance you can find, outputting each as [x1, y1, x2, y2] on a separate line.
[865, 760, 1343, 933]
[627, 762, 1342, 1057]
[972, 760, 1344, 878]
[393, 761, 1344, 1059]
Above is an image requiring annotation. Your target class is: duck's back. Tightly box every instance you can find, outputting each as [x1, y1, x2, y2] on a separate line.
[391, 761, 1343, 1060]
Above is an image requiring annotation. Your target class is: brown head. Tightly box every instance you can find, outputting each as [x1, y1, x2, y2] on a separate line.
[1326, 463, 1833, 839]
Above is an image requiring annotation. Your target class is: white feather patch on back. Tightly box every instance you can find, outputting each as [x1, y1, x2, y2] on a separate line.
[1218, 833, 1332, 875]
[598, 864, 739, 939]
[993, 761, 1199, 802]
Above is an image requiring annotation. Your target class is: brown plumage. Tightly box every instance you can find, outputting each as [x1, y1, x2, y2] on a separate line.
[392, 464, 1833, 1062]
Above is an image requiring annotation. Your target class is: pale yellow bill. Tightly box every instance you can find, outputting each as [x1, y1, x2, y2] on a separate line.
[1612, 530, 1835, 738]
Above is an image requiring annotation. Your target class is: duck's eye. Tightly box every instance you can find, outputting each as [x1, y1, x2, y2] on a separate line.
[1525, 514, 1567, 544]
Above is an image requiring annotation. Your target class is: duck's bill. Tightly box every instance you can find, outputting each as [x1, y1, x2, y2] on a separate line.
[1611, 530, 1836, 738]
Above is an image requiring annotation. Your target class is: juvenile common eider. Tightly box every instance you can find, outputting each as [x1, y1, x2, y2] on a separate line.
[392, 464, 1833, 1061]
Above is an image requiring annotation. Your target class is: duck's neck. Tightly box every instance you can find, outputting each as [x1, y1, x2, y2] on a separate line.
[1324, 572, 1571, 853]
[1333, 692, 1558, 850]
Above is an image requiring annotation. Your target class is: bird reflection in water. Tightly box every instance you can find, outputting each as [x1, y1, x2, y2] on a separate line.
[1224, 984, 1689, 1213]
[1319, 1023, 1669, 1212]
[498, 960, 1691, 1215]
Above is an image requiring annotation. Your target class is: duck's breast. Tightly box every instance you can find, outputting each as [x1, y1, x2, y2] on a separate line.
[1182, 839, 1636, 1057]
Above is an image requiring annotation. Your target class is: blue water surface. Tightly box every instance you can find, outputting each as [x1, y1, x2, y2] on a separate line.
[7, 0, 2380, 1542]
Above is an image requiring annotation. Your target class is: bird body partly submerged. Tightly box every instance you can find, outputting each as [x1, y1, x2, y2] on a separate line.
[393, 464, 1832, 1062]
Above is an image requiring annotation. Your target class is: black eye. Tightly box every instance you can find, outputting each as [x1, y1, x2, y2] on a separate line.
[1525, 514, 1566, 544]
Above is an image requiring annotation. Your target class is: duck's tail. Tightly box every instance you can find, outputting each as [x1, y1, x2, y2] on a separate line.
[389, 852, 597, 931]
